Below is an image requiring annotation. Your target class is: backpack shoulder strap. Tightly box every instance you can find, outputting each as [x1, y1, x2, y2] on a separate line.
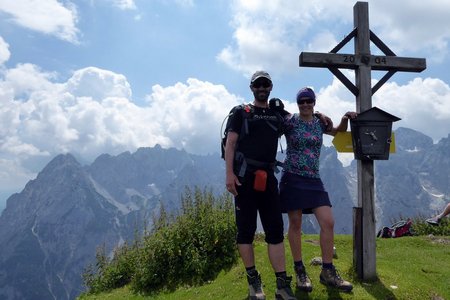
[240, 104, 254, 137]
[220, 103, 253, 159]
[273, 110, 284, 137]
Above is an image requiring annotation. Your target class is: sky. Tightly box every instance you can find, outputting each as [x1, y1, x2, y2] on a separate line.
[1, 0, 450, 209]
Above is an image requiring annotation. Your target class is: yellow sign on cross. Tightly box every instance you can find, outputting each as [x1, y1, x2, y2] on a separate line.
[332, 131, 396, 153]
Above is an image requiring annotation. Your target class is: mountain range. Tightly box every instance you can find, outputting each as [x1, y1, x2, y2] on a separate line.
[0, 127, 448, 300]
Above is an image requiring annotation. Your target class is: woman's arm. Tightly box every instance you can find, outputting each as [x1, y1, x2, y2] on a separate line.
[327, 112, 357, 136]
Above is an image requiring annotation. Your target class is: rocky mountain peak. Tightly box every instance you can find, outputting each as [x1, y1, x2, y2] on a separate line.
[0, 130, 448, 300]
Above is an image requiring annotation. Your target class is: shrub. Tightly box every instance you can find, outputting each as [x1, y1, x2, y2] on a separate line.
[131, 188, 237, 293]
[82, 241, 139, 294]
[82, 187, 237, 295]
[411, 216, 450, 236]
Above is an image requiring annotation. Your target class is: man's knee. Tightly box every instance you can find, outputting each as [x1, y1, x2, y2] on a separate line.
[264, 229, 284, 244]
[237, 229, 256, 244]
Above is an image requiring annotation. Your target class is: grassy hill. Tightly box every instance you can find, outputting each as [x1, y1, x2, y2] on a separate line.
[79, 234, 449, 300]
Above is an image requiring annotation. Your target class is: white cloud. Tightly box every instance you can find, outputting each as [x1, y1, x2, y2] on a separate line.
[0, 36, 10, 65]
[306, 31, 338, 53]
[146, 78, 241, 153]
[3, 63, 57, 98]
[218, 0, 355, 76]
[0, 0, 79, 43]
[220, 0, 450, 77]
[0, 158, 37, 190]
[0, 65, 242, 193]
[368, 1, 450, 61]
[373, 77, 450, 142]
[218, 0, 317, 76]
[66, 67, 132, 100]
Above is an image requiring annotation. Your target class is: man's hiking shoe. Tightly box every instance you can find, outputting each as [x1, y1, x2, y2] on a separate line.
[275, 275, 296, 300]
[319, 267, 353, 292]
[294, 265, 312, 292]
[426, 217, 440, 226]
[247, 271, 265, 300]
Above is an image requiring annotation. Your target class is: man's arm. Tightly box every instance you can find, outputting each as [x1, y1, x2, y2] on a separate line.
[225, 131, 241, 196]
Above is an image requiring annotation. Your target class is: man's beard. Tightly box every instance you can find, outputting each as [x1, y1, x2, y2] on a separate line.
[254, 90, 270, 102]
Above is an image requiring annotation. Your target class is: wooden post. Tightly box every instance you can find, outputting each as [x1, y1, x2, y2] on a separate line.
[354, 2, 377, 281]
[353, 207, 363, 277]
[299, 1, 426, 281]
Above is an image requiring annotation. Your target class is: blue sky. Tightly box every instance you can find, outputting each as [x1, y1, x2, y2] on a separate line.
[1, 0, 450, 209]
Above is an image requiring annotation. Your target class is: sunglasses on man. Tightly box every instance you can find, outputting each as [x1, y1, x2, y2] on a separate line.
[251, 79, 272, 88]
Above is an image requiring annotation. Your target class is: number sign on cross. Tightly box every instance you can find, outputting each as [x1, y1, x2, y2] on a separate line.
[301, 52, 425, 96]
[299, 1, 426, 281]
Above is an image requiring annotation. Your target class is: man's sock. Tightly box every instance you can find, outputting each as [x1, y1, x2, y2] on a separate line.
[294, 260, 304, 268]
[322, 262, 333, 270]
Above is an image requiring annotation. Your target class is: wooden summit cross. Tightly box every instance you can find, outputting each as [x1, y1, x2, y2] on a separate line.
[299, 1, 426, 280]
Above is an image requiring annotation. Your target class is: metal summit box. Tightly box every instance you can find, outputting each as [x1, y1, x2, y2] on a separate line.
[350, 107, 401, 160]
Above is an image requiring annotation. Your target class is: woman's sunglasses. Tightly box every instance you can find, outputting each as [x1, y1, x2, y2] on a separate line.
[297, 98, 315, 105]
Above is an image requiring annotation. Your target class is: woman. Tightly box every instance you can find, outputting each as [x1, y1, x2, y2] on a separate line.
[280, 87, 355, 293]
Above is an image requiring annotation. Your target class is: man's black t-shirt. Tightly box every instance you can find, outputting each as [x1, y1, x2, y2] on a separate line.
[228, 104, 281, 163]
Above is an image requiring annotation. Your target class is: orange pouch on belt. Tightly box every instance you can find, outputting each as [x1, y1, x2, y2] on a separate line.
[253, 170, 267, 192]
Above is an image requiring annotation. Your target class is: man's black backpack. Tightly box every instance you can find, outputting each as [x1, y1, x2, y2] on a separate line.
[220, 104, 254, 159]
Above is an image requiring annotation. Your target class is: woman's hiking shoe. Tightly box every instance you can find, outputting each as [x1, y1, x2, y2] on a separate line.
[275, 275, 296, 300]
[294, 265, 312, 292]
[247, 271, 265, 300]
[319, 267, 353, 292]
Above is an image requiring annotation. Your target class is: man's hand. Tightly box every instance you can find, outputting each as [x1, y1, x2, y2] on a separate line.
[269, 98, 290, 116]
[315, 112, 333, 132]
[226, 173, 241, 196]
[269, 98, 284, 111]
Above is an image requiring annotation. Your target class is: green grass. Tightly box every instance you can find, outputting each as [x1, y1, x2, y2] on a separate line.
[79, 234, 450, 300]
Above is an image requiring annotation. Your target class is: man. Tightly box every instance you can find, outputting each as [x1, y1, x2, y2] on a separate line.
[224, 71, 296, 300]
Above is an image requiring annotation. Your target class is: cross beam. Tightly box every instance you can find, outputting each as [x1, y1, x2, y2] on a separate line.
[300, 35, 425, 97]
[298, 1, 426, 280]
[301, 52, 425, 95]
[300, 52, 426, 72]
